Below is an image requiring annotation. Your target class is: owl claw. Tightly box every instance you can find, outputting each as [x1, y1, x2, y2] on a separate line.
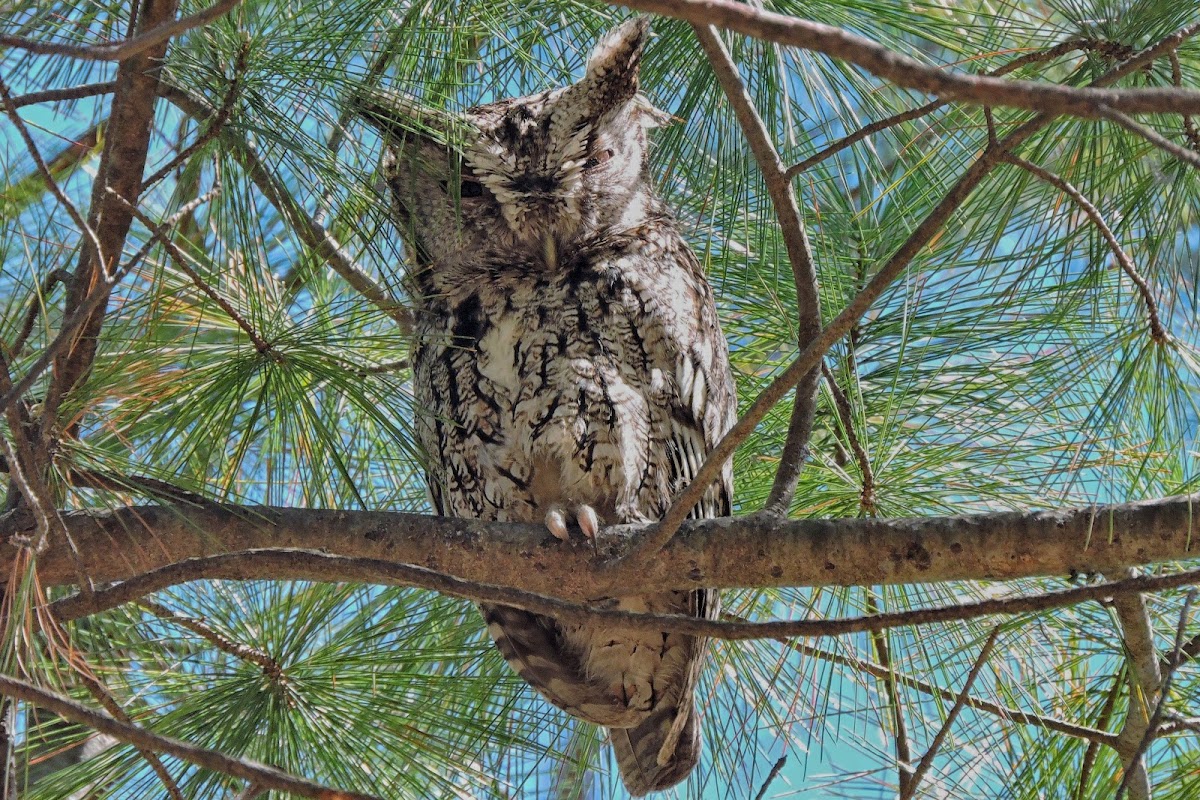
[545, 504, 602, 541]
[545, 507, 570, 541]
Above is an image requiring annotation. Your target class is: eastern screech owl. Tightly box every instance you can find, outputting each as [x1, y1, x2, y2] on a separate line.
[357, 18, 735, 795]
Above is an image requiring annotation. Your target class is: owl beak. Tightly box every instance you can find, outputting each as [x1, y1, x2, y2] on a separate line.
[353, 87, 477, 149]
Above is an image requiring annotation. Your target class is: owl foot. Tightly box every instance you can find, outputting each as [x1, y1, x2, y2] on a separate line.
[545, 504, 602, 541]
[608, 678, 654, 712]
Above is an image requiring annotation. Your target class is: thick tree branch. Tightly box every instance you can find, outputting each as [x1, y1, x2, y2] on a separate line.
[610, 1, 1200, 118]
[7, 492, 1199, 603]
[0, 675, 379, 800]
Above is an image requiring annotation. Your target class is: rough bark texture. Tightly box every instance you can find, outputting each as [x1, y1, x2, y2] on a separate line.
[4, 494, 1197, 600]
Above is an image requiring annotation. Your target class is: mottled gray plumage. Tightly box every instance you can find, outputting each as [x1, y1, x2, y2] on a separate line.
[358, 18, 735, 795]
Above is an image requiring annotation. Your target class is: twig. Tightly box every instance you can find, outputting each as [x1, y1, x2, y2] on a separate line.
[1001, 153, 1166, 343]
[822, 363, 875, 513]
[111, 190, 277, 356]
[753, 754, 787, 800]
[74, 671, 185, 800]
[1076, 672, 1123, 799]
[137, 599, 282, 678]
[728, 612, 1113, 744]
[0, 76, 105, 273]
[1111, 581, 1162, 800]
[1098, 105, 1200, 170]
[0, 674, 380, 800]
[0, 0, 243, 63]
[1114, 590, 1196, 800]
[141, 39, 248, 191]
[899, 627, 1000, 800]
[785, 37, 1095, 179]
[7, 269, 73, 359]
[609, 1, 1200, 118]
[44, 548, 1200, 641]
[608, 20, 1200, 566]
[8, 82, 118, 109]
[1169, 51, 1200, 154]
[864, 594, 909, 793]
[690, 24, 822, 516]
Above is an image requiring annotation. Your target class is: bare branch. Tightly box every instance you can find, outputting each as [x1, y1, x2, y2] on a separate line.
[753, 754, 787, 800]
[0, 674, 380, 800]
[1076, 673, 1122, 799]
[137, 599, 282, 678]
[785, 37, 1096, 179]
[1099, 105, 1200, 170]
[1170, 51, 1200, 153]
[823, 364, 875, 514]
[37, 546, 1200, 644]
[7, 82, 117, 110]
[9, 494, 1200, 603]
[1001, 153, 1166, 343]
[689, 24, 822, 517]
[609, 1, 1200, 118]
[0, 0, 242, 63]
[899, 628, 1000, 800]
[1111, 581, 1163, 800]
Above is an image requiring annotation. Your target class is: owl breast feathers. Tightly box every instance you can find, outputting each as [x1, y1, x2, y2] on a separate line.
[357, 17, 736, 796]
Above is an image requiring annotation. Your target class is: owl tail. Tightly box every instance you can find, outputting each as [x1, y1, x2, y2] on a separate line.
[609, 700, 701, 797]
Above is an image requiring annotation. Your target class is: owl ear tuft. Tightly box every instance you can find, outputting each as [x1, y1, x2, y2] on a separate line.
[581, 17, 651, 110]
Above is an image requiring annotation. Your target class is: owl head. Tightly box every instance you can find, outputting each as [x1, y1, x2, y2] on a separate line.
[357, 17, 668, 276]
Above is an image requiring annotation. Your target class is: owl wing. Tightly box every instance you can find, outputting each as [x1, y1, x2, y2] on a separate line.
[610, 262, 737, 795]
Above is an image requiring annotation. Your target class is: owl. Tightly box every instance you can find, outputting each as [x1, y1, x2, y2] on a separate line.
[357, 18, 736, 796]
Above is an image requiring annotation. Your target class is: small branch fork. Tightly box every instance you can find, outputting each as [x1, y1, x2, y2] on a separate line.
[613, 17, 1200, 567]
[689, 24, 822, 517]
[999, 153, 1167, 343]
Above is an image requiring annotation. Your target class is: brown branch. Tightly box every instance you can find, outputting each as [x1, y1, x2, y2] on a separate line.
[785, 37, 1096, 179]
[823, 363, 875, 514]
[41, 0, 180, 437]
[608, 20, 1200, 566]
[689, 24, 822, 517]
[0, 674, 379, 800]
[1076, 672, 1123, 799]
[899, 628, 1000, 800]
[73, 672, 184, 800]
[136, 599, 282, 678]
[1001, 153, 1167, 343]
[112, 191, 277, 356]
[865, 593, 910, 794]
[0, 0, 242, 63]
[1111, 581, 1162, 800]
[8, 493, 1200, 603]
[1098, 105, 1200, 170]
[37, 545, 1200, 644]
[610, 1, 1200, 117]
[8, 82, 118, 110]
[733, 614, 1113, 744]
[159, 85, 414, 334]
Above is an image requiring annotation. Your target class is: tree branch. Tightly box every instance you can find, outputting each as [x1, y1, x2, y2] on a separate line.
[689, 24, 822, 517]
[0, 0, 242, 63]
[0, 675, 380, 800]
[609, 1, 1200, 118]
[9, 495, 1200, 602]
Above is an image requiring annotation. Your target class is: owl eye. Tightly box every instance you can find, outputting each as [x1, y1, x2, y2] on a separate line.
[584, 148, 615, 169]
[459, 178, 484, 197]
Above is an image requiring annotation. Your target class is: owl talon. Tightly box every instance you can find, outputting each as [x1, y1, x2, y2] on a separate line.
[577, 505, 600, 539]
[546, 507, 570, 541]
